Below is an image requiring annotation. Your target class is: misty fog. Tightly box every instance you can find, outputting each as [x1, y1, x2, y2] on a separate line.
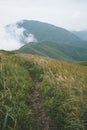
[0, 24, 37, 50]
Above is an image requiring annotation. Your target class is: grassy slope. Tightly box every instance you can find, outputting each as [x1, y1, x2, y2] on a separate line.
[18, 41, 71, 61]
[0, 51, 36, 130]
[78, 61, 87, 66]
[18, 41, 87, 61]
[0, 51, 87, 130]
[20, 53, 87, 130]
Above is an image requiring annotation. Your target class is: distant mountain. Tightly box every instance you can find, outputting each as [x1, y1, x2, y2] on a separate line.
[6, 20, 81, 44]
[72, 30, 87, 41]
[6, 20, 87, 61]
[17, 41, 87, 61]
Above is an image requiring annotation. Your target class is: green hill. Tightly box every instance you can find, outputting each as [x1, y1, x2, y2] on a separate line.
[0, 51, 87, 130]
[6, 20, 87, 61]
[18, 41, 87, 61]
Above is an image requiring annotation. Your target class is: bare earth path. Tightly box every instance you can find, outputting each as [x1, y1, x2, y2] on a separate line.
[31, 76, 57, 130]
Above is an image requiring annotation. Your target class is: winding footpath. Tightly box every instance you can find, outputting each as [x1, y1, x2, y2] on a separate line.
[31, 76, 57, 130]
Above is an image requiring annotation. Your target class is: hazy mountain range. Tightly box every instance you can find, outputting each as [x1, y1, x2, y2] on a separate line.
[72, 30, 87, 41]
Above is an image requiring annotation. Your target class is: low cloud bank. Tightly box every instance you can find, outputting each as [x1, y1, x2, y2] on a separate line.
[0, 24, 37, 50]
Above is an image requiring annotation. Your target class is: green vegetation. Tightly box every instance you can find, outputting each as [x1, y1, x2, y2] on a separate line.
[18, 41, 87, 61]
[20, 53, 87, 130]
[77, 61, 87, 66]
[0, 51, 87, 130]
[0, 52, 35, 130]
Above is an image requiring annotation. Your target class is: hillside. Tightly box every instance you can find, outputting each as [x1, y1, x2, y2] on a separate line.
[6, 20, 81, 44]
[72, 30, 87, 41]
[0, 51, 87, 130]
[18, 41, 87, 61]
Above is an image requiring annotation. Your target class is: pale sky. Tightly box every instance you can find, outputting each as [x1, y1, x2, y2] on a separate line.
[0, 0, 87, 30]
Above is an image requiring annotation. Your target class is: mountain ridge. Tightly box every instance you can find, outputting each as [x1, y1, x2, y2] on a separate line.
[4, 20, 87, 61]
[72, 30, 87, 41]
[17, 40, 87, 61]
[6, 19, 81, 44]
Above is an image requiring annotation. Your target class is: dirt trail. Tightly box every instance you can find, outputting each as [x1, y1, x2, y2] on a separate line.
[31, 76, 57, 130]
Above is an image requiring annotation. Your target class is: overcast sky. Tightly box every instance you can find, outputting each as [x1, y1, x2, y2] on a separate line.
[0, 0, 87, 31]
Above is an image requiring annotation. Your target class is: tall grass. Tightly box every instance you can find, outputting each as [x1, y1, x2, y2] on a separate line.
[0, 53, 35, 130]
[0, 52, 87, 130]
[21, 54, 87, 130]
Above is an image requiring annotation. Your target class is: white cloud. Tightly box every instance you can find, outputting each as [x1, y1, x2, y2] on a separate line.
[25, 34, 37, 43]
[6, 24, 25, 43]
[0, 25, 22, 50]
[0, 24, 37, 50]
